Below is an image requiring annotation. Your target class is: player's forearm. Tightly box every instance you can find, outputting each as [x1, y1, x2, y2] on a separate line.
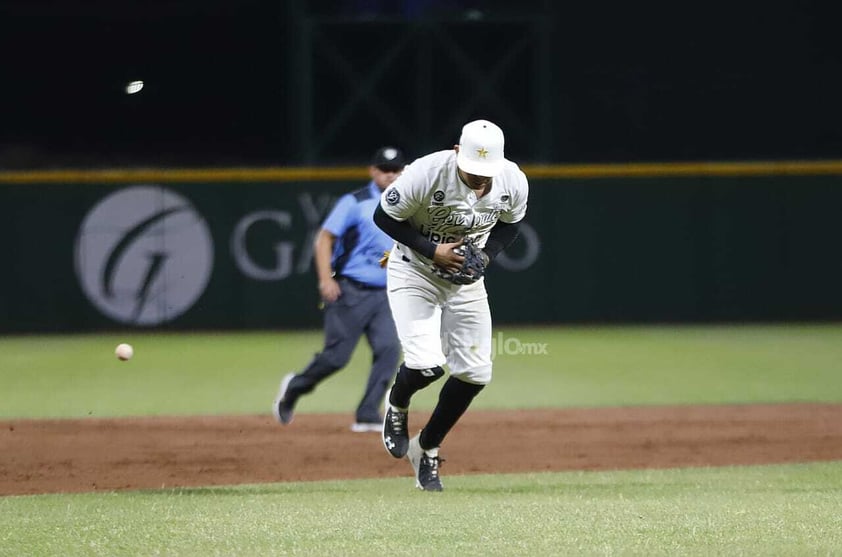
[373, 204, 437, 260]
[483, 221, 520, 261]
[313, 229, 336, 282]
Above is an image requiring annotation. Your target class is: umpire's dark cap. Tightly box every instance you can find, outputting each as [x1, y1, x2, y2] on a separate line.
[371, 146, 406, 172]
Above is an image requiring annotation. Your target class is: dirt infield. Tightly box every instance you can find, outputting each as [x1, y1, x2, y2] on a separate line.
[2, 403, 842, 496]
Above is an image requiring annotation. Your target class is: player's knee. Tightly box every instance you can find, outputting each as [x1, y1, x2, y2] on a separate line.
[317, 348, 353, 369]
[399, 363, 444, 380]
[408, 364, 445, 380]
[449, 365, 492, 386]
[397, 363, 445, 390]
[390, 363, 446, 408]
[403, 354, 446, 370]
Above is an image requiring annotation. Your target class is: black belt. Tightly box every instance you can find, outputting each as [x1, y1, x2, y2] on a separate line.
[338, 276, 385, 290]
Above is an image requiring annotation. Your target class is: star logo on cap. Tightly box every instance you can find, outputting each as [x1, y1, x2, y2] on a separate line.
[476, 147, 489, 159]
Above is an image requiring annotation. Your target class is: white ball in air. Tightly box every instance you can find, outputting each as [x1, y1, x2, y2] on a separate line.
[115, 343, 134, 361]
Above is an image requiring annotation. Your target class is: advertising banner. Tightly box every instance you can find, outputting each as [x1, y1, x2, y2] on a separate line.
[1, 173, 840, 332]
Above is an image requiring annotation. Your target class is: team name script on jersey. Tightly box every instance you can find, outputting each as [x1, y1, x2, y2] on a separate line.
[420, 205, 502, 244]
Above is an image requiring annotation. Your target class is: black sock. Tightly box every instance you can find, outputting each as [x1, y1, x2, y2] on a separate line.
[389, 363, 445, 408]
[420, 376, 485, 450]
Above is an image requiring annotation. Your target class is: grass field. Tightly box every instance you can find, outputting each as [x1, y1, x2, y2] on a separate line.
[2, 324, 841, 418]
[3, 464, 842, 556]
[2, 324, 842, 556]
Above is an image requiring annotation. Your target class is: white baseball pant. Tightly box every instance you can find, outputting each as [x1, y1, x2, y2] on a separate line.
[386, 249, 492, 384]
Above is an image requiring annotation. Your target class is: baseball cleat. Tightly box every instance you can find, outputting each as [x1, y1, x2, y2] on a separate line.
[407, 434, 443, 492]
[382, 404, 409, 457]
[272, 372, 297, 425]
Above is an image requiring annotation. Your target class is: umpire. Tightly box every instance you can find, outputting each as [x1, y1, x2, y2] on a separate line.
[273, 147, 405, 432]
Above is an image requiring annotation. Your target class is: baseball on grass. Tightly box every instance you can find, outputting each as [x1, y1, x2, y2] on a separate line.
[115, 343, 134, 361]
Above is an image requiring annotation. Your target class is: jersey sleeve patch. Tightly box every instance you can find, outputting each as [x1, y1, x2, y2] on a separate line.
[385, 187, 401, 206]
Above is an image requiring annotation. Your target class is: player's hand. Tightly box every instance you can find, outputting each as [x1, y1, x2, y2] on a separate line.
[433, 240, 465, 273]
[319, 278, 342, 303]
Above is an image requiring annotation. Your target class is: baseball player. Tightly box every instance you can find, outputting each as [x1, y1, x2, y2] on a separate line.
[273, 147, 405, 432]
[373, 120, 528, 490]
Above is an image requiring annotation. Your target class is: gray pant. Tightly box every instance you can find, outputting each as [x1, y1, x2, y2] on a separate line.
[287, 278, 400, 423]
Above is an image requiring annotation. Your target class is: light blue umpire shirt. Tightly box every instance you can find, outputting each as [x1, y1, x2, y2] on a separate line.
[321, 181, 393, 288]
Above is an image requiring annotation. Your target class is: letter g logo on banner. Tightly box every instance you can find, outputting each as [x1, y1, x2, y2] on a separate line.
[74, 185, 214, 326]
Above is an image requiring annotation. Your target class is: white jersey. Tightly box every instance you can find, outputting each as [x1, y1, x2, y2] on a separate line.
[379, 149, 529, 267]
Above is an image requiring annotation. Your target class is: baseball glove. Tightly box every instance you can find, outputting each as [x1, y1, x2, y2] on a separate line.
[433, 237, 490, 285]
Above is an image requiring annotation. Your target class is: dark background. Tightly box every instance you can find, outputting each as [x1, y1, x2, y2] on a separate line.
[2, 0, 840, 169]
[1, 1, 841, 330]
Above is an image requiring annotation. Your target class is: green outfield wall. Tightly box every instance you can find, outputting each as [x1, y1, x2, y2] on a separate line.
[1, 164, 841, 332]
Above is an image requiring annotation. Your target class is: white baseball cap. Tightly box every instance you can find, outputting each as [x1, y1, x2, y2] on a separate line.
[456, 119, 505, 177]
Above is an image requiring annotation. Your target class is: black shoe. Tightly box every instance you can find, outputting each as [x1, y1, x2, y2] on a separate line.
[272, 373, 297, 425]
[407, 434, 443, 491]
[382, 404, 409, 458]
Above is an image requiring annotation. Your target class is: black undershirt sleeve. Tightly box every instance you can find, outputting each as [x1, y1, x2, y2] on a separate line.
[373, 204, 437, 260]
[483, 220, 520, 261]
